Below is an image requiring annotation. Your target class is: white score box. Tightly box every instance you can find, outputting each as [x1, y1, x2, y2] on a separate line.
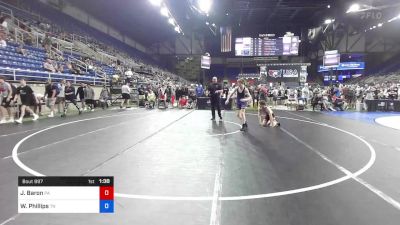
[18, 199, 99, 213]
[18, 176, 114, 214]
[18, 187, 99, 200]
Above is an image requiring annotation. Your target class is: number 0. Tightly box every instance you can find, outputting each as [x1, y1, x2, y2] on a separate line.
[105, 203, 109, 209]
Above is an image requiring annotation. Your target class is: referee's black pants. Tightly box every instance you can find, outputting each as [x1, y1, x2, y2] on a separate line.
[64, 99, 80, 113]
[210, 97, 221, 119]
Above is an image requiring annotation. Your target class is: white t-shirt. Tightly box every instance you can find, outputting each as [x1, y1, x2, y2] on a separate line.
[58, 84, 65, 98]
[121, 85, 131, 94]
[301, 87, 310, 99]
[0, 40, 7, 48]
[0, 82, 11, 97]
[125, 70, 133, 78]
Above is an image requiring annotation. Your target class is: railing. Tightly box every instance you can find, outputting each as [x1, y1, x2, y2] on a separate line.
[0, 0, 41, 22]
[0, 4, 13, 18]
[71, 34, 88, 44]
[0, 67, 109, 86]
[49, 46, 64, 59]
[14, 27, 40, 48]
[67, 55, 88, 72]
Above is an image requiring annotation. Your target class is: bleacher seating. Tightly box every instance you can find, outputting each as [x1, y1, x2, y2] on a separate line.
[0, 0, 188, 86]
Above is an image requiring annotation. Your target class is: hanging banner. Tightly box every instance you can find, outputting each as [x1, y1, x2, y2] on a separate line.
[260, 66, 267, 76]
[266, 65, 303, 82]
[299, 65, 308, 83]
[201, 56, 211, 69]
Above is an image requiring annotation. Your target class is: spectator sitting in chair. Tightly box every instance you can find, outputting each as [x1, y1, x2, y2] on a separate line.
[73, 63, 82, 75]
[179, 95, 188, 109]
[17, 44, 27, 56]
[147, 89, 156, 109]
[43, 59, 56, 73]
[68, 62, 81, 75]
[56, 63, 64, 73]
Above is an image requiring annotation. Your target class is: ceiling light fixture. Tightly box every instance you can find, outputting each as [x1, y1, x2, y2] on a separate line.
[160, 7, 169, 17]
[346, 3, 360, 13]
[324, 19, 334, 24]
[149, 0, 163, 7]
[197, 0, 212, 14]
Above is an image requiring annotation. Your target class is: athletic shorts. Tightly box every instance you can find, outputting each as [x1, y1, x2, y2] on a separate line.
[122, 93, 130, 100]
[1, 97, 12, 107]
[21, 97, 35, 106]
[65, 97, 76, 103]
[85, 99, 95, 105]
[46, 98, 56, 107]
[56, 97, 65, 104]
[236, 100, 247, 109]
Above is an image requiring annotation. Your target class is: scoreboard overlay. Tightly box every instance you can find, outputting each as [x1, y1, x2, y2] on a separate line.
[18, 176, 114, 213]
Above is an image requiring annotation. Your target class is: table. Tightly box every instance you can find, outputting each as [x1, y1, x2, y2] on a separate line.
[365, 99, 400, 112]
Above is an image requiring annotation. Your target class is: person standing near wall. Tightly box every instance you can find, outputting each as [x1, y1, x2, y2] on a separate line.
[0, 76, 15, 123]
[44, 80, 58, 118]
[84, 83, 96, 111]
[14, 78, 39, 124]
[76, 83, 86, 110]
[120, 82, 131, 109]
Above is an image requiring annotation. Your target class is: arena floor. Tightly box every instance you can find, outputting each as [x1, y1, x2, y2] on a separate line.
[1, 108, 400, 225]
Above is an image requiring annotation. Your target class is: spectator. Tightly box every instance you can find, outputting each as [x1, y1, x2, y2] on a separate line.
[120, 82, 131, 109]
[56, 80, 66, 113]
[0, 76, 15, 123]
[17, 44, 28, 56]
[84, 83, 95, 111]
[71, 62, 82, 75]
[0, 16, 8, 47]
[44, 80, 58, 117]
[63, 80, 82, 116]
[195, 84, 204, 97]
[43, 34, 52, 53]
[33, 93, 44, 116]
[76, 83, 86, 110]
[99, 86, 110, 109]
[14, 78, 39, 124]
[147, 89, 156, 109]
[44, 59, 56, 73]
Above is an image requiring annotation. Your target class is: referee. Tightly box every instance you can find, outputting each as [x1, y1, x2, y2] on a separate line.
[208, 77, 223, 121]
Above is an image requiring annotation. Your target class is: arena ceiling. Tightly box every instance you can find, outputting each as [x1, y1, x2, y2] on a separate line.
[67, 0, 399, 46]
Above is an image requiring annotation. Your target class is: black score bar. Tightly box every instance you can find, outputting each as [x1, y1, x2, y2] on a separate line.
[18, 176, 114, 186]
